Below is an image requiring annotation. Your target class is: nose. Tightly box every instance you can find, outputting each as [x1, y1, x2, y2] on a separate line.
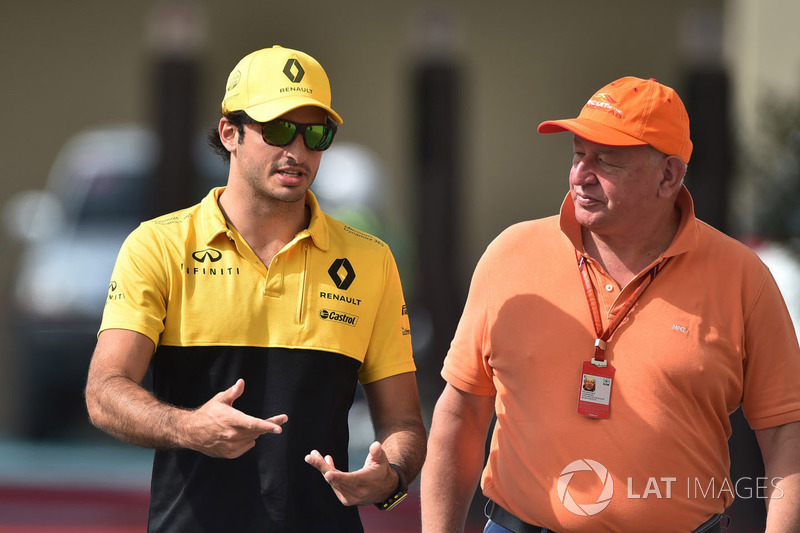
[570, 156, 598, 186]
[283, 131, 310, 159]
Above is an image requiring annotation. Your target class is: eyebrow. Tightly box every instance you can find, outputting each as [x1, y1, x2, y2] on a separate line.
[572, 136, 617, 155]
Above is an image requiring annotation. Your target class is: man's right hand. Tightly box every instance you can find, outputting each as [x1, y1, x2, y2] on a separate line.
[183, 378, 288, 459]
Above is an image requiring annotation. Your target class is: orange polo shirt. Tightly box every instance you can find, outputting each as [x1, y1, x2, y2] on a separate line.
[442, 186, 800, 532]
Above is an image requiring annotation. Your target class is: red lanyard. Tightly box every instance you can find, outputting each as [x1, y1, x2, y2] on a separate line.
[575, 250, 668, 366]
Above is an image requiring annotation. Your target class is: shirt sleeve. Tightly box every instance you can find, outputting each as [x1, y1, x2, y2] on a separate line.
[357, 248, 415, 384]
[441, 247, 496, 396]
[99, 223, 169, 347]
[741, 268, 800, 429]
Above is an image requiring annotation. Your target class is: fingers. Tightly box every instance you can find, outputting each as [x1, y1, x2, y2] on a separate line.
[201, 412, 288, 459]
[214, 380, 288, 433]
[362, 440, 388, 468]
[232, 411, 287, 435]
[306, 447, 395, 506]
[219, 378, 245, 406]
[265, 413, 289, 425]
[305, 450, 337, 475]
[260, 413, 288, 434]
[368, 440, 384, 461]
[190, 380, 290, 458]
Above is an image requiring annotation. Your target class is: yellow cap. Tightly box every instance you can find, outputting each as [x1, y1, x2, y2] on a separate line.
[221, 45, 343, 124]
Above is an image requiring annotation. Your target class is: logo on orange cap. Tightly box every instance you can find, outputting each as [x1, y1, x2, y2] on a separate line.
[584, 93, 623, 119]
[537, 77, 692, 162]
[594, 93, 618, 104]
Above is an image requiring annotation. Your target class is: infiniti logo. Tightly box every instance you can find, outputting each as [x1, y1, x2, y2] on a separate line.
[107, 280, 125, 301]
[192, 249, 222, 263]
[181, 249, 239, 277]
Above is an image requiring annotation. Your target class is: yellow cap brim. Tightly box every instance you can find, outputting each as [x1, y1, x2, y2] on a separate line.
[241, 96, 343, 125]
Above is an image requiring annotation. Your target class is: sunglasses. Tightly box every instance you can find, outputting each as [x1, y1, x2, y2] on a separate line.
[241, 116, 337, 151]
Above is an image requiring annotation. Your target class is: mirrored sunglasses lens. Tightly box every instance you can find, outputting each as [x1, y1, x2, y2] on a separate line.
[304, 125, 334, 151]
[262, 121, 296, 146]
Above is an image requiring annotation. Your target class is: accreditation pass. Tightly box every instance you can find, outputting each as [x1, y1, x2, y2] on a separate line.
[577, 360, 615, 418]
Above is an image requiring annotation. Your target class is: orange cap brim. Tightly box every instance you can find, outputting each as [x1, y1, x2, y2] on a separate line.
[538, 118, 648, 148]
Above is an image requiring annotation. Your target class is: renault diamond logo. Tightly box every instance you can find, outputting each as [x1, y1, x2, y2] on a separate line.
[328, 258, 356, 290]
[283, 59, 305, 83]
[192, 248, 223, 263]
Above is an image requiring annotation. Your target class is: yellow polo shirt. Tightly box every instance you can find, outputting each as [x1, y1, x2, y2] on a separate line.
[100, 187, 414, 532]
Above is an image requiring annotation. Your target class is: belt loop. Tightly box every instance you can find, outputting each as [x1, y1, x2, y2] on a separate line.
[485, 500, 552, 533]
[692, 513, 728, 533]
[484, 499, 494, 520]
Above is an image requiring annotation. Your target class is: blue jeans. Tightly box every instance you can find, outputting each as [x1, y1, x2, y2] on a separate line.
[483, 515, 727, 533]
[483, 520, 549, 533]
[483, 520, 514, 533]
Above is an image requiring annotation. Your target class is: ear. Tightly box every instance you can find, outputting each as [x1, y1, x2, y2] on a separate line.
[219, 117, 241, 154]
[657, 156, 686, 199]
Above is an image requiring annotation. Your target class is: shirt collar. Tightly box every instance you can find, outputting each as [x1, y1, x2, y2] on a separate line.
[199, 187, 330, 251]
[559, 184, 699, 258]
[300, 189, 330, 251]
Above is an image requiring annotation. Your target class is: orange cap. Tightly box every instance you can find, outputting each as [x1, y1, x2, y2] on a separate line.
[538, 76, 692, 162]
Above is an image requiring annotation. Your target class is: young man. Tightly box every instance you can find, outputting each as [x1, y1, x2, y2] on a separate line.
[422, 77, 800, 532]
[86, 45, 426, 532]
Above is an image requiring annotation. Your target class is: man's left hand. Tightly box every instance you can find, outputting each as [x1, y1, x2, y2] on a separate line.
[305, 440, 399, 506]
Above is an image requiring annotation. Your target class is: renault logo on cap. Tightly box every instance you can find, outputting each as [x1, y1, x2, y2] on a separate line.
[328, 258, 356, 290]
[283, 59, 305, 83]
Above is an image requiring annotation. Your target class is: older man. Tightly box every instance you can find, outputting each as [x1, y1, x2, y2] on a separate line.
[421, 77, 800, 532]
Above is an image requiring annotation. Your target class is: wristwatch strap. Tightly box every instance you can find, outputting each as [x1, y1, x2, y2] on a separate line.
[375, 463, 408, 511]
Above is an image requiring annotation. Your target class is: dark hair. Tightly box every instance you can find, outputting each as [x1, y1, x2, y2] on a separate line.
[206, 111, 248, 162]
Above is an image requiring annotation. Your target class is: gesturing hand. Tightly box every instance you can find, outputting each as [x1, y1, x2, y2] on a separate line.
[185, 379, 288, 459]
[304, 441, 399, 506]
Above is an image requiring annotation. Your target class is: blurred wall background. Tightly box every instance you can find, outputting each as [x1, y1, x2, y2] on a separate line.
[2, 0, 800, 428]
[0, 0, 800, 528]
[1, 0, 800, 528]
[5, 0, 799, 411]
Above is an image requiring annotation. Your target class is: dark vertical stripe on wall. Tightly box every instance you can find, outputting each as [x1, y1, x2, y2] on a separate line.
[411, 58, 463, 401]
[683, 68, 732, 234]
[684, 66, 767, 530]
[150, 55, 200, 218]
